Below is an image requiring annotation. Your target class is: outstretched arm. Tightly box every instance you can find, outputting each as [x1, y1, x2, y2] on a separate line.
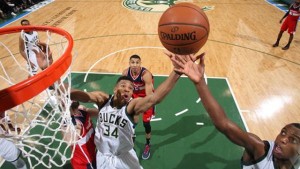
[19, 35, 27, 61]
[71, 89, 109, 106]
[280, 4, 293, 23]
[280, 11, 289, 23]
[175, 54, 265, 159]
[79, 105, 99, 117]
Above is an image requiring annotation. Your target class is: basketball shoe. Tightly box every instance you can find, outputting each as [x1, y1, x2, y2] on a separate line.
[142, 144, 151, 160]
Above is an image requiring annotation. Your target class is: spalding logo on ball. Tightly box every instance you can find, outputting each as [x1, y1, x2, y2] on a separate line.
[158, 3, 210, 55]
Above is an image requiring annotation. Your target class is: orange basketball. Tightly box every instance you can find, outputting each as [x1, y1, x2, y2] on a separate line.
[158, 3, 210, 55]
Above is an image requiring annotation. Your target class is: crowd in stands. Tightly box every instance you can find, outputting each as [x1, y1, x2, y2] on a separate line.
[0, 0, 45, 20]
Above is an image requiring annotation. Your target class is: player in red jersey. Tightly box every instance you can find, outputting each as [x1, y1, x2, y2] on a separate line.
[273, 0, 300, 50]
[122, 54, 155, 160]
[69, 101, 98, 169]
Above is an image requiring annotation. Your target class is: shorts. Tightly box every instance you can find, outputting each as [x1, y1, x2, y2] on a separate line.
[143, 107, 155, 123]
[0, 138, 21, 162]
[281, 17, 298, 34]
[71, 160, 96, 169]
[132, 93, 155, 123]
[26, 50, 39, 75]
[96, 149, 143, 169]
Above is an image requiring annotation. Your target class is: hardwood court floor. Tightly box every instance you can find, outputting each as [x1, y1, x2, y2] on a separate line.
[1, 0, 300, 165]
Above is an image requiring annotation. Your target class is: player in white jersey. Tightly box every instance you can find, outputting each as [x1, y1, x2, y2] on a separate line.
[174, 54, 300, 169]
[0, 112, 27, 169]
[19, 19, 53, 77]
[71, 51, 202, 169]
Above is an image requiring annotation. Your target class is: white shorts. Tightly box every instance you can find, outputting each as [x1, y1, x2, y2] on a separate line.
[0, 138, 21, 162]
[96, 149, 143, 169]
[26, 50, 39, 75]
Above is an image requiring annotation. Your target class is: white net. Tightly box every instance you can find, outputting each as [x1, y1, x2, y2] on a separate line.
[0, 26, 77, 168]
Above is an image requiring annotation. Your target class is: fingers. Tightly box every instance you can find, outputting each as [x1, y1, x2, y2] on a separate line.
[192, 52, 205, 62]
[175, 55, 188, 64]
[170, 55, 184, 67]
[163, 50, 174, 58]
[200, 53, 205, 66]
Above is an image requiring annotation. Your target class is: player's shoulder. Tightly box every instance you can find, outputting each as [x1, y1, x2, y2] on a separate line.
[122, 68, 129, 75]
[141, 67, 151, 74]
[142, 68, 153, 78]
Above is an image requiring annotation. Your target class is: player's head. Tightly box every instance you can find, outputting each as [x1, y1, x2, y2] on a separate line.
[273, 123, 300, 162]
[21, 19, 32, 33]
[21, 19, 30, 26]
[129, 55, 142, 73]
[114, 76, 134, 104]
[70, 100, 80, 114]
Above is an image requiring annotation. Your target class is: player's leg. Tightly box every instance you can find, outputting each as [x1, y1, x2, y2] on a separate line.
[27, 50, 39, 76]
[0, 138, 27, 169]
[142, 107, 153, 160]
[282, 33, 294, 50]
[273, 30, 284, 47]
[282, 21, 297, 50]
[273, 20, 288, 47]
[96, 151, 114, 169]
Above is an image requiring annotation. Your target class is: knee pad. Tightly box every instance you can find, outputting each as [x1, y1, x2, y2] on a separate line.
[143, 122, 151, 134]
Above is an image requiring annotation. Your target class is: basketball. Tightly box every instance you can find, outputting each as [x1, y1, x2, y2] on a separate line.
[158, 3, 210, 55]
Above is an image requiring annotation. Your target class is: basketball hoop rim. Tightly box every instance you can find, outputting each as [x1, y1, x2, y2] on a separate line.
[0, 26, 73, 112]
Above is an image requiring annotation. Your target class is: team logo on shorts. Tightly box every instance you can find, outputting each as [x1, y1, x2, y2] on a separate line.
[122, 0, 215, 12]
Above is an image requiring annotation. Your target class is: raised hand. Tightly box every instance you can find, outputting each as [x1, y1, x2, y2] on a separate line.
[172, 53, 206, 84]
[164, 50, 203, 76]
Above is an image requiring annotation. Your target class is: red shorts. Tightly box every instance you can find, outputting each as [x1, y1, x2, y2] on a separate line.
[143, 106, 155, 123]
[132, 93, 155, 123]
[281, 17, 298, 34]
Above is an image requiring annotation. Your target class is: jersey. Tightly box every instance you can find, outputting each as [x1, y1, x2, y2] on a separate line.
[125, 67, 153, 98]
[21, 31, 40, 53]
[288, 3, 300, 21]
[0, 138, 21, 162]
[71, 109, 96, 168]
[21, 31, 40, 74]
[241, 141, 275, 169]
[95, 95, 135, 156]
[125, 67, 155, 122]
[281, 3, 300, 34]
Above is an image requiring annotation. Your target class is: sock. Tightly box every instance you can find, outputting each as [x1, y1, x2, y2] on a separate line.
[146, 138, 150, 145]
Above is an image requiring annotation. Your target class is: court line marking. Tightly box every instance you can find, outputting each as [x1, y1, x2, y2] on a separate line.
[196, 122, 204, 126]
[225, 78, 249, 132]
[175, 109, 188, 116]
[150, 118, 162, 121]
[82, 46, 164, 82]
[241, 110, 251, 113]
